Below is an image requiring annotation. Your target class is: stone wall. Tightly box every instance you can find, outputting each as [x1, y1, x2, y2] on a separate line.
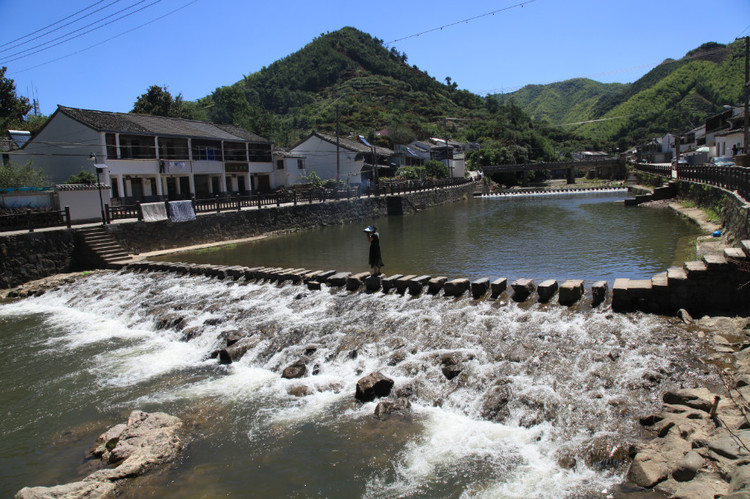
[675, 181, 750, 243]
[0, 230, 77, 289]
[106, 183, 475, 254]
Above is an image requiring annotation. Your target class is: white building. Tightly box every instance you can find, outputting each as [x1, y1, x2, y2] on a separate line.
[290, 132, 394, 185]
[9, 106, 277, 203]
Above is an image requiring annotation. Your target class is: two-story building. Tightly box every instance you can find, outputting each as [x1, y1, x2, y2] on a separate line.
[290, 132, 395, 185]
[10, 106, 276, 203]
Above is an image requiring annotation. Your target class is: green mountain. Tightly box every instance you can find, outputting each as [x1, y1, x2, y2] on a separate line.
[192, 27, 488, 147]
[493, 78, 627, 126]
[492, 41, 745, 146]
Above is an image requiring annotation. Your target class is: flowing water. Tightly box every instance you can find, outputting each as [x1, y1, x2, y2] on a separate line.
[153, 192, 701, 284]
[0, 192, 713, 498]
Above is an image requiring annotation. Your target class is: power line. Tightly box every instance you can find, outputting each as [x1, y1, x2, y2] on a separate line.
[0, 0, 161, 65]
[9, 0, 200, 75]
[384, 0, 536, 46]
[0, 0, 111, 49]
[0, 0, 125, 55]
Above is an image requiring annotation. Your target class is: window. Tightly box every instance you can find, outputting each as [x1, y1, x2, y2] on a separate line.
[192, 140, 222, 161]
[297, 159, 304, 170]
[119, 134, 155, 159]
[158, 138, 189, 160]
[276, 159, 285, 170]
[105, 133, 118, 159]
[248, 143, 272, 162]
[223, 142, 247, 162]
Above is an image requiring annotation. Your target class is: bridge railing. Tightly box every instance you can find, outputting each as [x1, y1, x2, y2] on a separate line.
[0, 207, 72, 233]
[632, 162, 750, 202]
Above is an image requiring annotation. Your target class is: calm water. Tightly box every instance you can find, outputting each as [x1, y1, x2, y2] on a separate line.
[155, 191, 701, 283]
[0, 192, 711, 498]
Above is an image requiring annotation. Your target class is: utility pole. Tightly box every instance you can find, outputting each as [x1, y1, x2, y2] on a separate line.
[743, 36, 749, 155]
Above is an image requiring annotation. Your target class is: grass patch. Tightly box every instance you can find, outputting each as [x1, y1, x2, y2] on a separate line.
[679, 200, 722, 223]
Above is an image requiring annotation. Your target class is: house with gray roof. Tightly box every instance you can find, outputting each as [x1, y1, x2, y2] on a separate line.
[8, 106, 277, 203]
[290, 131, 395, 186]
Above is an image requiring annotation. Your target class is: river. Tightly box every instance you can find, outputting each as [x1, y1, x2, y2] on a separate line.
[0, 192, 712, 498]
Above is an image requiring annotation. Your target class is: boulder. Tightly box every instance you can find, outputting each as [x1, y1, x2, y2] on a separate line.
[218, 337, 258, 364]
[17, 411, 182, 499]
[355, 372, 394, 402]
[282, 361, 307, 379]
[481, 384, 511, 422]
[627, 449, 669, 488]
[672, 451, 704, 482]
[663, 388, 716, 413]
[374, 399, 411, 420]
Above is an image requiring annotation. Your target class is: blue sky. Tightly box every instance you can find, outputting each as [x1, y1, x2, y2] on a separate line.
[2, 0, 749, 118]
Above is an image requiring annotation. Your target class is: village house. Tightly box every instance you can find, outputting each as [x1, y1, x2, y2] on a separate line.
[8, 106, 277, 203]
[290, 131, 395, 185]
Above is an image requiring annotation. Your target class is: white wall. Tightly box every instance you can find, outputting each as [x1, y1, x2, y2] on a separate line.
[57, 187, 112, 222]
[291, 136, 362, 183]
[9, 112, 102, 186]
[0, 191, 54, 209]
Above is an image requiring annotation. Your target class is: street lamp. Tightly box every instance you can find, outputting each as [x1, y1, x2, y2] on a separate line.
[89, 153, 106, 225]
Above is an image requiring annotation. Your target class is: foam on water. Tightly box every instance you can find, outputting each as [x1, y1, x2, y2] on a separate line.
[0, 270, 714, 497]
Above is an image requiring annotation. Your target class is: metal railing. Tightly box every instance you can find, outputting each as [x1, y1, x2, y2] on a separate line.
[631, 162, 750, 202]
[0, 207, 72, 233]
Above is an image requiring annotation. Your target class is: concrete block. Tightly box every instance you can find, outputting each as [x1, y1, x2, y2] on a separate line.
[408, 275, 432, 296]
[444, 278, 470, 297]
[612, 278, 630, 310]
[427, 276, 448, 295]
[511, 278, 535, 302]
[307, 280, 322, 291]
[628, 279, 652, 299]
[244, 267, 264, 280]
[327, 272, 351, 287]
[591, 280, 608, 307]
[667, 266, 688, 283]
[302, 270, 323, 283]
[471, 278, 490, 299]
[346, 272, 370, 291]
[558, 280, 584, 305]
[684, 260, 708, 278]
[365, 275, 382, 292]
[226, 266, 246, 280]
[702, 253, 728, 271]
[490, 278, 507, 299]
[537, 280, 558, 303]
[725, 247, 746, 260]
[382, 274, 404, 293]
[395, 275, 417, 294]
[316, 270, 337, 284]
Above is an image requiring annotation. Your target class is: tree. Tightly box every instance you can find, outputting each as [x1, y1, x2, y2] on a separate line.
[424, 159, 449, 179]
[65, 169, 96, 184]
[0, 161, 48, 188]
[132, 85, 193, 119]
[0, 66, 32, 132]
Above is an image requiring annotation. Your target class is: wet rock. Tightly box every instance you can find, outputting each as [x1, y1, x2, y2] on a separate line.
[180, 327, 201, 342]
[16, 411, 182, 499]
[304, 345, 318, 356]
[221, 329, 245, 347]
[355, 372, 394, 402]
[287, 384, 312, 397]
[154, 312, 185, 331]
[440, 355, 462, 380]
[677, 308, 693, 324]
[218, 337, 258, 364]
[481, 383, 511, 422]
[374, 398, 411, 420]
[663, 388, 715, 413]
[282, 361, 307, 379]
[556, 453, 577, 470]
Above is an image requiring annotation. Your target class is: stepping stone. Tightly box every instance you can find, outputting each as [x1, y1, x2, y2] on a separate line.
[346, 272, 370, 291]
[382, 274, 404, 293]
[558, 280, 584, 305]
[591, 280, 608, 307]
[511, 278, 535, 302]
[471, 278, 490, 299]
[395, 275, 417, 294]
[427, 276, 448, 295]
[490, 278, 507, 299]
[407, 275, 432, 296]
[327, 272, 351, 287]
[537, 280, 558, 303]
[444, 278, 470, 297]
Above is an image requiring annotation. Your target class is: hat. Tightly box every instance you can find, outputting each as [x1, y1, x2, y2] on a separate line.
[363, 226, 376, 233]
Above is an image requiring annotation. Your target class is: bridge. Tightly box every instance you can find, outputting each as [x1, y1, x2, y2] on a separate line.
[482, 158, 624, 186]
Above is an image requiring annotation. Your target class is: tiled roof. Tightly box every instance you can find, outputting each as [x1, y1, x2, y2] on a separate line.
[58, 106, 271, 143]
[303, 131, 392, 155]
[55, 183, 110, 191]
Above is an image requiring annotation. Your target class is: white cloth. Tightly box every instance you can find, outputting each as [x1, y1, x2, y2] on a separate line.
[141, 202, 168, 222]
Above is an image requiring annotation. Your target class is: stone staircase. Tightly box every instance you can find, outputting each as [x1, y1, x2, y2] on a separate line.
[76, 226, 131, 269]
[612, 241, 750, 315]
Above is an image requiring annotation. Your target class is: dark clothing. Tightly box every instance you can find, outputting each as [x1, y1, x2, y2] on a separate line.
[368, 233, 384, 268]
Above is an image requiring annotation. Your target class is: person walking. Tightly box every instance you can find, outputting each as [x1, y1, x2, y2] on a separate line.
[363, 226, 384, 275]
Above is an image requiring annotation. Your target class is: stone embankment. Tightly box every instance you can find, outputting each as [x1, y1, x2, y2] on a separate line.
[15, 410, 182, 499]
[479, 186, 627, 197]
[627, 316, 750, 498]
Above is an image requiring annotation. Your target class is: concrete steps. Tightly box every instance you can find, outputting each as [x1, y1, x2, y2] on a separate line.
[77, 226, 131, 268]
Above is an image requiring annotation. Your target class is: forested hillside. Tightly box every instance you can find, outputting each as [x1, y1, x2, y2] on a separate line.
[493, 41, 745, 147]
